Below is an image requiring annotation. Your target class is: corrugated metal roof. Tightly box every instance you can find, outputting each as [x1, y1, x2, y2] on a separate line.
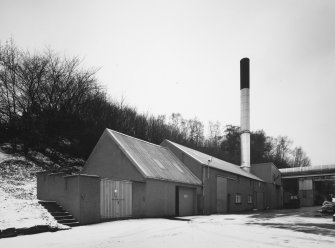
[163, 140, 263, 182]
[107, 129, 202, 185]
[279, 164, 335, 177]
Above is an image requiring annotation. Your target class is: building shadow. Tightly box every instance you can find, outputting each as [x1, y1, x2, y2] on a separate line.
[246, 222, 335, 237]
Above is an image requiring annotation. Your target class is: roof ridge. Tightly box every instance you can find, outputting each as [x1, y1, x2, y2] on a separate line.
[165, 139, 237, 166]
[107, 128, 162, 148]
[163, 140, 205, 165]
[164, 139, 264, 182]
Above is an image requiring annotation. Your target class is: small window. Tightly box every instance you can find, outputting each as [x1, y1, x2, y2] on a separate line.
[258, 182, 261, 188]
[235, 193, 242, 204]
[248, 195, 253, 204]
[153, 159, 166, 169]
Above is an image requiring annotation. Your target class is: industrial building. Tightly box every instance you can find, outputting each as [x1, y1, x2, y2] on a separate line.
[38, 129, 282, 224]
[280, 165, 335, 207]
[83, 129, 202, 218]
[161, 140, 268, 213]
[37, 58, 283, 225]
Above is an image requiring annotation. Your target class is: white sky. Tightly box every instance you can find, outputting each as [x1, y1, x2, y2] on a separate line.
[0, 0, 334, 165]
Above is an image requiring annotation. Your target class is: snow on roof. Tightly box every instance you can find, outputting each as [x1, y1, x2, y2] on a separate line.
[163, 140, 263, 182]
[107, 129, 202, 186]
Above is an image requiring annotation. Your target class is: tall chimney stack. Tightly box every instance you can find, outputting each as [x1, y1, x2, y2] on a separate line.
[240, 58, 250, 172]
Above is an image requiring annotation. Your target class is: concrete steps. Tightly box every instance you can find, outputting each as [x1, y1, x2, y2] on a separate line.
[39, 201, 80, 227]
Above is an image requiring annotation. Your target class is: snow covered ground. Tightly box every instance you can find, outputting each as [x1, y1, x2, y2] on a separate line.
[1, 207, 334, 248]
[0, 146, 59, 229]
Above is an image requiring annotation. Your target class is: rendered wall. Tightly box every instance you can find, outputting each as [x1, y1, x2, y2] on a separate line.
[263, 183, 283, 209]
[37, 172, 67, 202]
[251, 164, 272, 182]
[37, 172, 101, 224]
[36, 171, 51, 200]
[143, 179, 200, 217]
[251, 163, 283, 209]
[251, 163, 282, 186]
[82, 130, 144, 182]
[132, 182, 146, 218]
[78, 175, 100, 224]
[61, 176, 80, 221]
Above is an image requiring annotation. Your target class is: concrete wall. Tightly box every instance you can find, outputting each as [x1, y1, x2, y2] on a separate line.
[143, 179, 201, 217]
[82, 130, 145, 182]
[132, 181, 146, 218]
[63, 176, 81, 221]
[298, 178, 314, 206]
[37, 172, 67, 201]
[251, 163, 283, 209]
[37, 172, 101, 224]
[36, 171, 51, 200]
[251, 163, 281, 185]
[251, 164, 272, 182]
[131, 179, 201, 218]
[77, 175, 101, 224]
[264, 183, 283, 209]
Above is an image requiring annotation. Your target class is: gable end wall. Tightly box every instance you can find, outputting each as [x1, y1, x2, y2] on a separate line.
[82, 130, 144, 182]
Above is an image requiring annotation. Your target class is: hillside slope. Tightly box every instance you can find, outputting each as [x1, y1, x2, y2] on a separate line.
[0, 144, 84, 230]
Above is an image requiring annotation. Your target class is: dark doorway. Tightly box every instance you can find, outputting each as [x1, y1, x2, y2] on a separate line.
[314, 180, 335, 205]
[176, 186, 195, 216]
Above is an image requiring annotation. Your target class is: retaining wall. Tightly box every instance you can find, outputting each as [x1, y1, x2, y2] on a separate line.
[37, 172, 100, 224]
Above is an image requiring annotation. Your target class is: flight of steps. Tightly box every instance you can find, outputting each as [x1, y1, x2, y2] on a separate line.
[39, 201, 80, 227]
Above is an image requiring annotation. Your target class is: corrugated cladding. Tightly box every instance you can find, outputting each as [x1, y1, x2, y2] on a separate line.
[107, 129, 201, 186]
[280, 164, 335, 177]
[164, 140, 263, 182]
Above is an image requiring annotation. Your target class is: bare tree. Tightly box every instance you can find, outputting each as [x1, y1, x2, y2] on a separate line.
[291, 146, 311, 167]
[208, 121, 222, 147]
[187, 118, 204, 147]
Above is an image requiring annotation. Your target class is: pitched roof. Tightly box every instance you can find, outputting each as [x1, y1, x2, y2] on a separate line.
[106, 129, 201, 185]
[163, 140, 263, 182]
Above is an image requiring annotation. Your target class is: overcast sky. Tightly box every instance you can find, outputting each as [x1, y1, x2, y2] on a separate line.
[1, 0, 334, 165]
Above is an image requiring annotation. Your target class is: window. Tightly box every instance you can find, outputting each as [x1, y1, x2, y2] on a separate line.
[235, 193, 242, 204]
[248, 195, 253, 204]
